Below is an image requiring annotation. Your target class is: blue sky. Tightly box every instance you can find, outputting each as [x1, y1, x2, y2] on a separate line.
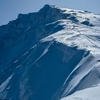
[0, 0, 100, 26]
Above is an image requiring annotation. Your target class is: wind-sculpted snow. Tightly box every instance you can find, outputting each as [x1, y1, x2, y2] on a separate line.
[0, 4, 100, 100]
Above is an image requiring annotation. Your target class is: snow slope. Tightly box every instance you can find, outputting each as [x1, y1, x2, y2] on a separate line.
[0, 4, 100, 100]
[61, 84, 100, 100]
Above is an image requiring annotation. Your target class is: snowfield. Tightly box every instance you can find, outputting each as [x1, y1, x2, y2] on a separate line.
[0, 4, 100, 100]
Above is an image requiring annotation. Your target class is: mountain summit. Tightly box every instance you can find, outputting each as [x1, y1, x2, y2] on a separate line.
[0, 4, 100, 100]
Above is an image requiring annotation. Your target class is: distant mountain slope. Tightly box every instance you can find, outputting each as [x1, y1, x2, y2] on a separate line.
[0, 4, 100, 100]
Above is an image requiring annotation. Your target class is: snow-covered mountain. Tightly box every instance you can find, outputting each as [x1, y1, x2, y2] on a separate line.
[0, 4, 100, 100]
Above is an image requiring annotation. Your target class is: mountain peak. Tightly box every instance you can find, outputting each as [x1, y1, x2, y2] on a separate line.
[38, 4, 57, 13]
[0, 5, 100, 100]
[43, 4, 55, 8]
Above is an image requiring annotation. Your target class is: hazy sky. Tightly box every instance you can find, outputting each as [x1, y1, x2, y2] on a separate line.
[0, 0, 100, 26]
